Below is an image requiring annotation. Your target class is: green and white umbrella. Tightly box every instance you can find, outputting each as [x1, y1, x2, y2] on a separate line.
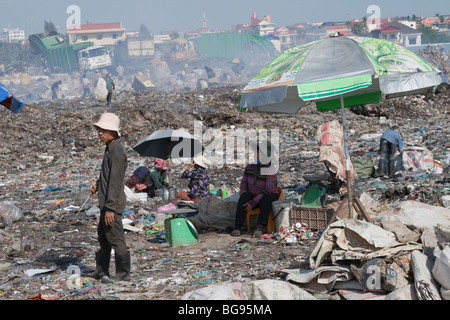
[240, 36, 442, 113]
[239, 36, 442, 215]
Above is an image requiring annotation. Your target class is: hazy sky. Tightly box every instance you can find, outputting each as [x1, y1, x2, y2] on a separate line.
[3, 0, 450, 35]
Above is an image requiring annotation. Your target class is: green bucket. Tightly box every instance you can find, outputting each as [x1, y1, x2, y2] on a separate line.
[164, 214, 198, 246]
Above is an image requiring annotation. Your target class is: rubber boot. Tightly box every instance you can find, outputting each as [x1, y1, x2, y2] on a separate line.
[85, 252, 110, 279]
[113, 251, 131, 281]
[377, 163, 385, 177]
[389, 163, 395, 177]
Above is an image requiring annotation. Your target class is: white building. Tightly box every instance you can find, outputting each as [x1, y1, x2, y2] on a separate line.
[0, 28, 26, 43]
[250, 12, 275, 36]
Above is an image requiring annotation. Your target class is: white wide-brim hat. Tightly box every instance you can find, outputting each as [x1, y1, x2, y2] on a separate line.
[93, 113, 121, 136]
[193, 154, 207, 168]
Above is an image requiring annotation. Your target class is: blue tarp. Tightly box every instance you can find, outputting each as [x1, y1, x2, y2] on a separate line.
[0, 82, 23, 113]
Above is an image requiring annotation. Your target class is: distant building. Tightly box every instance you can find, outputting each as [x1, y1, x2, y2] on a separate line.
[325, 24, 353, 37]
[67, 22, 126, 48]
[232, 23, 252, 33]
[0, 28, 26, 43]
[250, 12, 275, 36]
[269, 27, 298, 50]
[398, 20, 418, 30]
[371, 21, 422, 47]
[421, 17, 442, 27]
[366, 18, 391, 32]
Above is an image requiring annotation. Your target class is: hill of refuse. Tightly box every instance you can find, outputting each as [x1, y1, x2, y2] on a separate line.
[0, 81, 449, 301]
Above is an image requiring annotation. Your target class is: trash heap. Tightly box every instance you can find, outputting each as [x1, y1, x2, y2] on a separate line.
[0, 79, 449, 300]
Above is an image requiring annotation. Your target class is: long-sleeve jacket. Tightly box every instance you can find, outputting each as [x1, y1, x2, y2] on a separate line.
[240, 164, 278, 208]
[105, 77, 115, 93]
[97, 137, 127, 214]
[149, 169, 169, 189]
[381, 129, 404, 152]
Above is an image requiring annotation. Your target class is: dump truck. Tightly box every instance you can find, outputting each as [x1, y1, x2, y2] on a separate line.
[28, 33, 112, 73]
[115, 37, 155, 65]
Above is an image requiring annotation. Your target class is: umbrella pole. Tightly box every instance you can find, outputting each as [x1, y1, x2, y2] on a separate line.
[168, 157, 174, 201]
[340, 95, 353, 218]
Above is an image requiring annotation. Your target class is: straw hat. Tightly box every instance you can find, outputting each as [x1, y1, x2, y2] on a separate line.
[93, 113, 121, 136]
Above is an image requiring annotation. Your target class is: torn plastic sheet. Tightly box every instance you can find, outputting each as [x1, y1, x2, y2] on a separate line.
[283, 265, 354, 293]
[309, 219, 422, 268]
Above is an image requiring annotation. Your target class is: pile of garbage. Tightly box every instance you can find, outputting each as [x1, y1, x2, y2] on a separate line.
[417, 45, 450, 76]
[0, 76, 449, 300]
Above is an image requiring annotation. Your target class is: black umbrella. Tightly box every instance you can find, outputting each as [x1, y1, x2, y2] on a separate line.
[133, 129, 203, 198]
[133, 129, 203, 159]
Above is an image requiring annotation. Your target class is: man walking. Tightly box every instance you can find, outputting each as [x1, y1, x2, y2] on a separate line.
[87, 112, 131, 281]
[105, 73, 115, 107]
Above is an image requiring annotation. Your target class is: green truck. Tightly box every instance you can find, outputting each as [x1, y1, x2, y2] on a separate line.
[29, 33, 112, 73]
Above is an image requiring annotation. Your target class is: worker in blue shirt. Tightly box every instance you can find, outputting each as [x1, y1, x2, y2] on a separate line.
[378, 126, 404, 177]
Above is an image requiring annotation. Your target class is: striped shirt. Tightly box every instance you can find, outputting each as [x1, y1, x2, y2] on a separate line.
[240, 164, 278, 208]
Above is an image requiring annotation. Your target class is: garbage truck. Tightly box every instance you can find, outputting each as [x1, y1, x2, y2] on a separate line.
[28, 33, 112, 73]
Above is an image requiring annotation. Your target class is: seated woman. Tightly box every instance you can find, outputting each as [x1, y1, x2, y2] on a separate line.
[178, 155, 210, 203]
[231, 140, 279, 238]
[125, 166, 152, 195]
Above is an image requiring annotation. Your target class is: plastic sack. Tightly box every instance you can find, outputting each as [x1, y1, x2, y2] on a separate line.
[0, 201, 23, 227]
[411, 250, 441, 300]
[432, 247, 450, 300]
[94, 77, 108, 102]
[194, 195, 237, 231]
[352, 156, 375, 178]
[245, 279, 317, 300]
[272, 199, 297, 230]
[181, 281, 247, 300]
[124, 186, 148, 202]
[402, 146, 433, 172]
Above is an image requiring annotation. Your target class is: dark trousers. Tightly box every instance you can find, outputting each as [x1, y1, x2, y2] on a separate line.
[234, 191, 278, 228]
[379, 139, 397, 165]
[96, 210, 128, 275]
[106, 92, 112, 106]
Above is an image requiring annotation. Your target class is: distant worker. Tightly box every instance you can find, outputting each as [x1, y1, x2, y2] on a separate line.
[105, 73, 115, 107]
[51, 80, 62, 100]
[204, 65, 215, 79]
[231, 57, 245, 76]
[82, 74, 90, 97]
[116, 65, 124, 81]
[378, 126, 404, 177]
